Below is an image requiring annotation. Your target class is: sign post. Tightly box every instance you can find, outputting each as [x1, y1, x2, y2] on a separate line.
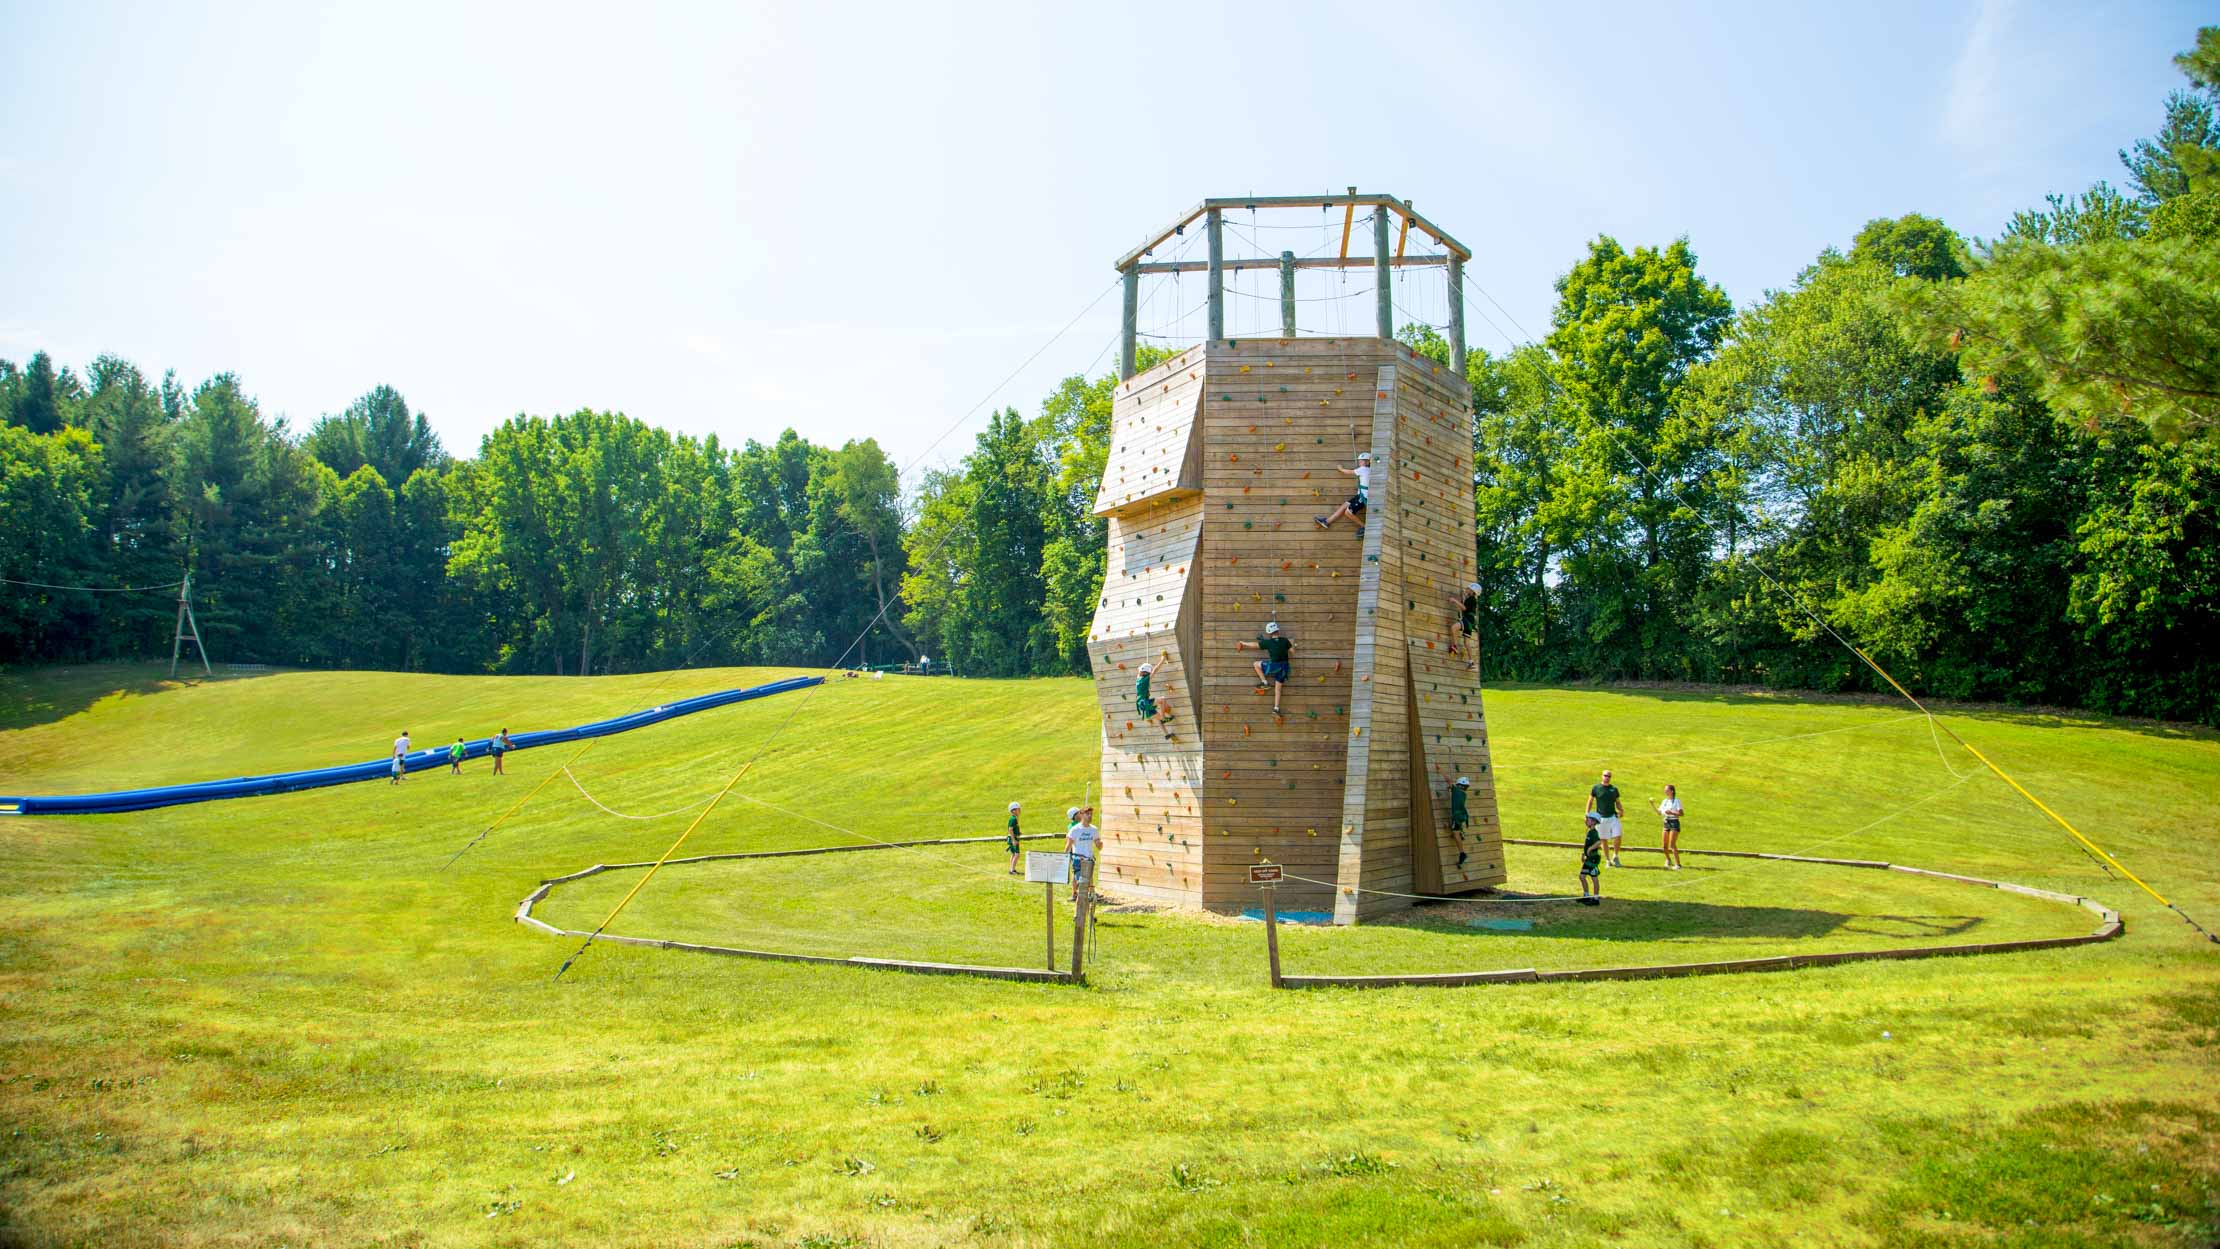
[1025, 852, 1071, 970]
[1250, 862, 1284, 988]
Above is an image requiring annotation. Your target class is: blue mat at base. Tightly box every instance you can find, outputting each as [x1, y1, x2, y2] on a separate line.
[1239, 908, 1334, 925]
[1466, 917, 1535, 931]
[0, 675, 822, 816]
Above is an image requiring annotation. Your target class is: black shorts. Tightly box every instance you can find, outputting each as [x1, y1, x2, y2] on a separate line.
[1261, 660, 1290, 682]
[1663, 818, 1680, 834]
[1348, 492, 1367, 513]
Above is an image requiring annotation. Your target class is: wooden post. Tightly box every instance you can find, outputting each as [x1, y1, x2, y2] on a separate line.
[1119, 265, 1139, 380]
[1262, 877, 1283, 988]
[169, 572, 210, 678]
[1070, 878, 1092, 983]
[1044, 881, 1056, 970]
[1205, 208, 1224, 342]
[1373, 207, 1393, 340]
[1447, 254, 1466, 377]
[1279, 251, 1296, 338]
[168, 573, 188, 678]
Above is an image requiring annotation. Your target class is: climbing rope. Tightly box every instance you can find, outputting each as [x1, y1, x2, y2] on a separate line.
[560, 767, 717, 821]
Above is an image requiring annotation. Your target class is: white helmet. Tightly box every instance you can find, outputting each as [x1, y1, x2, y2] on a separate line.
[1455, 776, 1470, 787]
[1357, 451, 1372, 462]
[1138, 662, 1152, 674]
[1466, 582, 1481, 595]
[1264, 621, 1280, 635]
[1067, 807, 1080, 820]
[1009, 801, 1021, 811]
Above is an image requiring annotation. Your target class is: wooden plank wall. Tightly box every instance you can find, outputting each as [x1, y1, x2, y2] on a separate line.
[1091, 349, 1207, 905]
[1195, 338, 1391, 913]
[1091, 338, 1502, 920]
[1393, 357, 1504, 898]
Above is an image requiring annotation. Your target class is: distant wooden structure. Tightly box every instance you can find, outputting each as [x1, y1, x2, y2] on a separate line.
[1086, 191, 1504, 923]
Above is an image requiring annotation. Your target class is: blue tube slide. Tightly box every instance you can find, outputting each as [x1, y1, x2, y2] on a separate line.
[0, 675, 823, 816]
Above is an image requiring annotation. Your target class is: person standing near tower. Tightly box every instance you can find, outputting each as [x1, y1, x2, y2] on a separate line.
[1587, 768, 1624, 868]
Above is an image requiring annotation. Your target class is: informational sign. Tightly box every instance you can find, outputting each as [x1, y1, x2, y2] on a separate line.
[1025, 851, 1071, 884]
[1248, 862, 1284, 885]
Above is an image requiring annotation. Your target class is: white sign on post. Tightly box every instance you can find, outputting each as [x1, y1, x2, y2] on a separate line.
[1025, 851, 1072, 884]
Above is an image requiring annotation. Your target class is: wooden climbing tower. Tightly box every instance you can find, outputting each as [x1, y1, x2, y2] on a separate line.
[1087, 192, 1505, 923]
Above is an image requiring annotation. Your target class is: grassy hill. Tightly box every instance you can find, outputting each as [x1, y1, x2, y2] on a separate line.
[1, 663, 2216, 1247]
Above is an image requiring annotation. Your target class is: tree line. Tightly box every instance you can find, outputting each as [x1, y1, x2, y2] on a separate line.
[4, 28, 2215, 722]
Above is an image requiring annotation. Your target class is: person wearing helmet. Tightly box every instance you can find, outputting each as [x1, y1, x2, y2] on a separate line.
[1006, 801, 1024, 875]
[1134, 648, 1172, 730]
[1578, 812, 1604, 904]
[1236, 621, 1294, 717]
[1448, 581, 1481, 666]
[1448, 775, 1471, 832]
[1315, 451, 1372, 531]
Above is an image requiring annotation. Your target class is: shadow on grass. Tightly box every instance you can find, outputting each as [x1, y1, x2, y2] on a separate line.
[0, 661, 278, 732]
[1376, 896, 1987, 944]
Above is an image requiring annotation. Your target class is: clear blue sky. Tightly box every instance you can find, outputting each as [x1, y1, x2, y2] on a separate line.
[1, 0, 2204, 480]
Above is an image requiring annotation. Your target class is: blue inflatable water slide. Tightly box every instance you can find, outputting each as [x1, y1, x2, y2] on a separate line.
[0, 675, 822, 816]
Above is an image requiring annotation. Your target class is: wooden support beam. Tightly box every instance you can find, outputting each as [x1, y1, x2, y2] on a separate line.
[1133, 254, 1449, 275]
[1338, 186, 1356, 262]
[1447, 255, 1466, 376]
[1373, 209, 1393, 339]
[1206, 208, 1225, 342]
[1115, 192, 1469, 269]
[1119, 266, 1139, 380]
[1395, 204, 1410, 261]
[1279, 251, 1296, 338]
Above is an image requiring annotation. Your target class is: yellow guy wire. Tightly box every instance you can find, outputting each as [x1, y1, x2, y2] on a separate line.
[1849, 645, 2189, 921]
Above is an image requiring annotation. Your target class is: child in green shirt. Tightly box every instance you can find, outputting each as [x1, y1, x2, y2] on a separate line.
[1578, 814, 1603, 905]
[447, 738, 465, 775]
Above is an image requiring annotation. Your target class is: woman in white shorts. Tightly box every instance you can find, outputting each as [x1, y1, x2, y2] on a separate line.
[1656, 784, 1684, 870]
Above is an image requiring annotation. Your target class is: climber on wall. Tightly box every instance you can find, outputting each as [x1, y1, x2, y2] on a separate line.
[1135, 649, 1173, 731]
[1314, 451, 1370, 532]
[1237, 621, 1294, 718]
[1448, 581, 1480, 667]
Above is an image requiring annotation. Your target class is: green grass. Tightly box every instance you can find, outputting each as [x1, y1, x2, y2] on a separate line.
[2, 662, 2217, 1248]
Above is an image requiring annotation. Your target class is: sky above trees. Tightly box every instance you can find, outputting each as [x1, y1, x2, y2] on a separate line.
[0, 0, 2206, 477]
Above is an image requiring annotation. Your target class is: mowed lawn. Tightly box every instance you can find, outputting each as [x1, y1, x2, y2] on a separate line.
[1, 664, 2216, 1248]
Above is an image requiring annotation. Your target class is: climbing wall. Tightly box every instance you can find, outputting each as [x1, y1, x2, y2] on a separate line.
[1090, 348, 1207, 906]
[1091, 338, 1502, 920]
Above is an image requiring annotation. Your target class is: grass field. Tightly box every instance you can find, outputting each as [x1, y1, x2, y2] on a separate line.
[2, 663, 2217, 1248]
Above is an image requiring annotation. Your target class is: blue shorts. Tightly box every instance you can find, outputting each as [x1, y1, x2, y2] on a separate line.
[1261, 660, 1290, 683]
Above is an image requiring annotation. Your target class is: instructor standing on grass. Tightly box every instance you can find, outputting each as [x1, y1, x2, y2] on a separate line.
[1066, 805, 1099, 903]
[1587, 768, 1624, 867]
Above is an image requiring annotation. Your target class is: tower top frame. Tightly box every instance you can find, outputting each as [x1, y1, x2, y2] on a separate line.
[1114, 188, 1469, 381]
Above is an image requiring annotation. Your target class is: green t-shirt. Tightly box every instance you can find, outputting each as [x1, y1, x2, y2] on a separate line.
[1590, 783, 1621, 818]
[1135, 672, 1151, 699]
[1581, 831, 1603, 871]
[450, 742, 464, 760]
[1256, 634, 1292, 662]
[1448, 786, 1469, 820]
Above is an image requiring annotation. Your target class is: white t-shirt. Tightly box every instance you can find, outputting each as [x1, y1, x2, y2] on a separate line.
[1658, 797, 1683, 820]
[1067, 823, 1100, 859]
[394, 734, 411, 758]
[1354, 465, 1371, 492]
